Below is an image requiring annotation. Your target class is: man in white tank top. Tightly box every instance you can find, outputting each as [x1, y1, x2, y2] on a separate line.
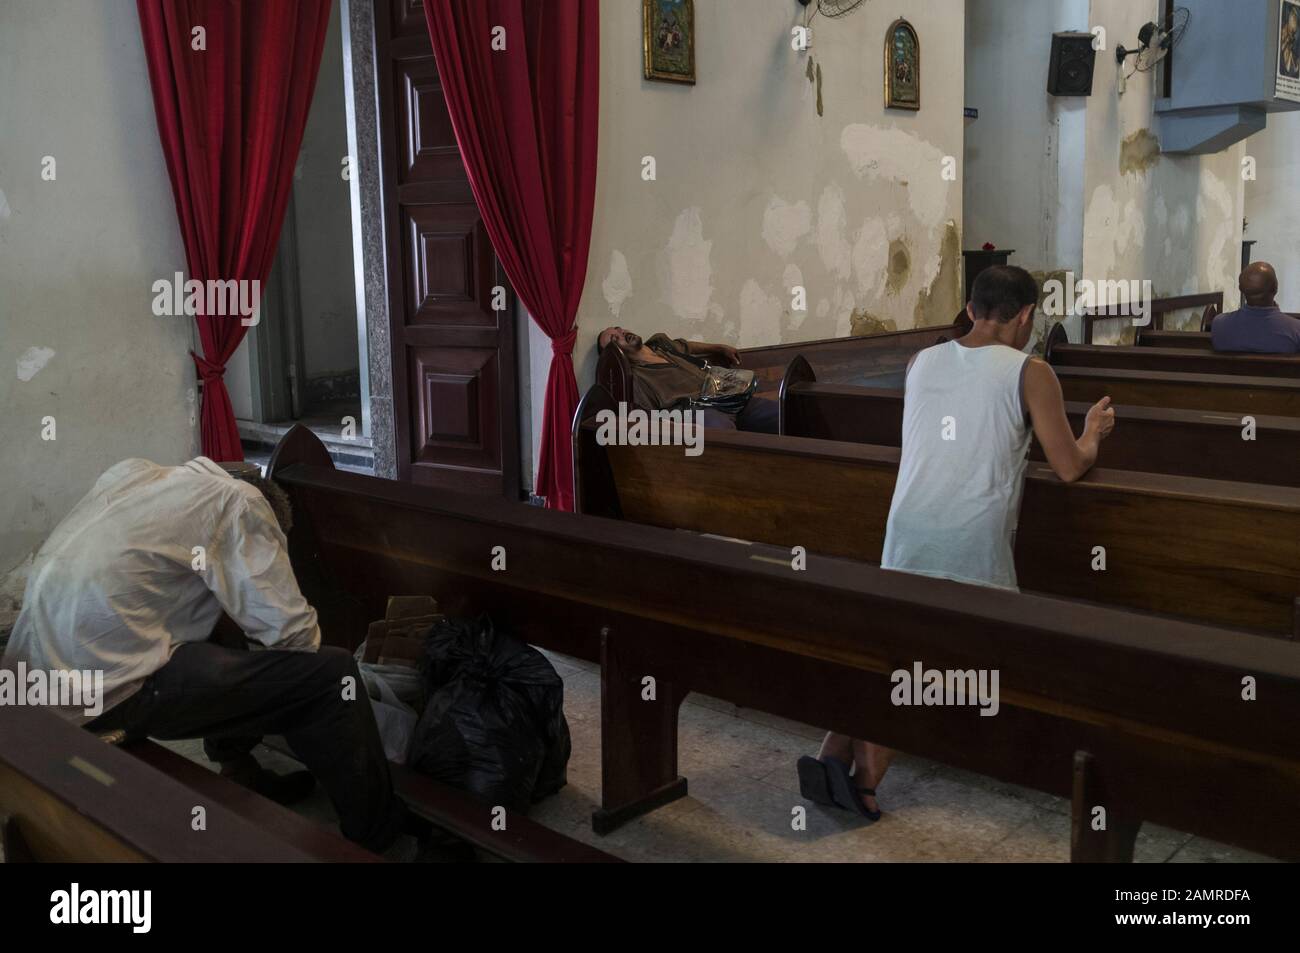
[799, 265, 1116, 820]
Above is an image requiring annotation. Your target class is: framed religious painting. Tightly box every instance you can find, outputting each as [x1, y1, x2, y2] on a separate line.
[643, 0, 695, 84]
[884, 17, 920, 110]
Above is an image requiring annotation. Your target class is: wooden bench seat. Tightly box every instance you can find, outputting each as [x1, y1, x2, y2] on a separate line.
[267, 426, 1300, 862]
[391, 765, 622, 863]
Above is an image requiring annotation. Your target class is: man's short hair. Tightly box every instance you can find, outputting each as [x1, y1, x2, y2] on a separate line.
[970, 265, 1040, 324]
[218, 462, 293, 534]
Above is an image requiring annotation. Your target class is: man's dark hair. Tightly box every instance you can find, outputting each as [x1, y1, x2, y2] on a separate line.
[970, 265, 1039, 323]
[219, 462, 293, 534]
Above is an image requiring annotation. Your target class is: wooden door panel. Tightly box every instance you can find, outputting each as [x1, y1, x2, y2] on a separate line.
[390, 0, 427, 39]
[410, 346, 502, 471]
[403, 206, 498, 327]
[376, 0, 520, 496]
[395, 55, 466, 185]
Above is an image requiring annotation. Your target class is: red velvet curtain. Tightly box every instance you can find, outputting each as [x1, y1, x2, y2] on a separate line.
[423, 0, 599, 511]
[137, 0, 332, 461]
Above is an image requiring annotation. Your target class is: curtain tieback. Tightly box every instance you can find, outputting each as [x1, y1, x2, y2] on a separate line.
[550, 329, 578, 357]
[190, 351, 227, 383]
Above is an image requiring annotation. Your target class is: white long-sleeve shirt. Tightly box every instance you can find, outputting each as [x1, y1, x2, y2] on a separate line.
[2, 457, 320, 724]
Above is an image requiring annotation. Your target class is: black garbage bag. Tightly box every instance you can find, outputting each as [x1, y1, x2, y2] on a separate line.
[409, 614, 571, 813]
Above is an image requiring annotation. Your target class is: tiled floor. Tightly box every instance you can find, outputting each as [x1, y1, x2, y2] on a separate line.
[156, 648, 1272, 864]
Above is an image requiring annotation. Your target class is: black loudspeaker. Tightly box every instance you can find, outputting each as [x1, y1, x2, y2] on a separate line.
[1047, 32, 1097, 96]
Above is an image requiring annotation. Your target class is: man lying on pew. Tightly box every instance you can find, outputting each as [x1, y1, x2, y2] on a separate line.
[1211, 261, 1300, 354]
[597, 326, 780, 432]
[0, 457, 414, 857]
[797, 265, 1116, 822]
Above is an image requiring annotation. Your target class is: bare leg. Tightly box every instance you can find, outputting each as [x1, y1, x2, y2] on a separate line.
[851, 740, 895, 814]
[817, 731, 852, 764]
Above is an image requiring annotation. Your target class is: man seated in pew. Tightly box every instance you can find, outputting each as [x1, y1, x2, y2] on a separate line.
[597, 325, 780, 432]
[1211, 262, 1300, 354]
[0, 457, 410, 855]
[798, 265, 1116, 822]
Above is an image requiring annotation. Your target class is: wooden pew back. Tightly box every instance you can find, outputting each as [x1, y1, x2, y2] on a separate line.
[780, 380, 1300, 488]
[1051, 343, 1300, 379]
[579, 419, 1300, 636]
[1136, 329, 1214, 350]
[272, 428, 1300, 860]
[1055, 366, 1300, 416]
[0, 705, 346, 862]
[593, 317, 968, 406]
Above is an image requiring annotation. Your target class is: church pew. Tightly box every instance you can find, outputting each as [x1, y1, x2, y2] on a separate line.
[594, 313, 970, 405]
[575, 403, 1300, 637]
[269, 426, 1300, 861]
[1079, 293, 1221, 345]
[0, 704, 370, 862]
[1055, 366, 1300, 417]
[777, 369, 1300, 489]
[1136, 329, 1213, 350]
[1049, 342, 1300, 380]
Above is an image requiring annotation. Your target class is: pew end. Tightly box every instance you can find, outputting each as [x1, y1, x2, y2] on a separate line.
[1044, 322, 1069, 362]
[269, 422, 337, 479]
[777, 355, 817, 436]
[572, 383, 623, 517]
[595, 342, 635, 406]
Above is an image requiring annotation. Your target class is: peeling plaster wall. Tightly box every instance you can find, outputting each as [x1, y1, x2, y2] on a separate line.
[521, 1, 967, 491]
[573, 1, 964, 384]
[1082, 0, 1246, 344]
[0, 0, 196, 618]
[1244, 112, 1300, 310]
[964, 0, 1089, 276]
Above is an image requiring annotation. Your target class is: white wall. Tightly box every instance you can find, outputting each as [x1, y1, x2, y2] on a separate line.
[0, 0, 196, 618]
[524, 0, 968, 494]
[1244, 111, 1300, 309]
[1082, 0, 1245, 342]
[965, 0, 1089, 276]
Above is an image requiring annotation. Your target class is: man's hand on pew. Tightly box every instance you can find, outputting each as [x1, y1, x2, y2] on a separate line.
[1086, 396, 1116, 441]
[1026, 359, 1115, 483]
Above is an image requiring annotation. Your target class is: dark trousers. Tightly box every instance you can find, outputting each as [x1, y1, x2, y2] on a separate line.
[701, 396, 780, 434]
[87, 641, 402, 851]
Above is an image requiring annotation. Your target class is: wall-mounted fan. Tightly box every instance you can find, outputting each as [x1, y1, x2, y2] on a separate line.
[797, 0, 870, 21]
[1116, 7, 1190, 73]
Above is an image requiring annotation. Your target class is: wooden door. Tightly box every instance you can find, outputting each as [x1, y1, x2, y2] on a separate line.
[375, 0, 521, 496]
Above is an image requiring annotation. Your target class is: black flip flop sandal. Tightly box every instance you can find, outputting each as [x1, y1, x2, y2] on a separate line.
[825, 757, 883, 822]
[797, 755, 835, 806]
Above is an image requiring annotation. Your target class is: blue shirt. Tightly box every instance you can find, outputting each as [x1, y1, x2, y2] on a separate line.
[1211, 305, 1300, 354]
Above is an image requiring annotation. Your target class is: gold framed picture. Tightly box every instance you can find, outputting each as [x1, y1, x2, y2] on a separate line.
[884, 17, 920, 111]
[643, 0, 695, 85]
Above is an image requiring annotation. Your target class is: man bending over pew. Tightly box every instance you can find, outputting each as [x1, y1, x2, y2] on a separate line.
[798, 265, 1116, 822]
[1, 457, 408, 855]
[597, 326, 780, 432]
[1211, 262, 1300, 354]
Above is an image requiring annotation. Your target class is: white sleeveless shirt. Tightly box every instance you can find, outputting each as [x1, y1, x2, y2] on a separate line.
[881, 341, 1032, 591]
